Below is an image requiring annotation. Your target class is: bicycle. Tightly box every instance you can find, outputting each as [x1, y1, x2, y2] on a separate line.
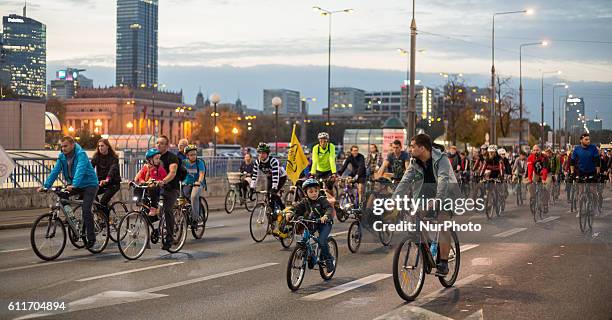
[551, 175, 561, 203]
[249, 190, 293, 248]
[529, 180, 545, 222]
[392, 210, 461, 301]
[336, 176, 361, 222]
[179, 182, 208, 239]
[225, 172, 258, 214]
[95, 196, 128, 243]
[482, 176, 502, 219]
[576, 175, 596, 233]
[30, 187, 110, 261]
[514, 174, 525, 206]
[116, 182, 188, 260]
[286, 218, 338, 291]
[459, 171, 471, 198]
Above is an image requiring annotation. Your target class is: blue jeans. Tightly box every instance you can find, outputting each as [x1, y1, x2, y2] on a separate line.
[315, 222, 333, 261]
[182, 185, 203, 221]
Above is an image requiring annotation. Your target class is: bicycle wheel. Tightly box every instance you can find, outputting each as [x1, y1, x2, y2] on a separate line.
[392, 235, 425, 301]
[201, 197, 210, 223]
[530, 197, 537, 222]
[69, 206, 85, 249]
[319, 237, 338, 280]
[109, 201, 128, 242]
[336, 193, 353, 223]
[167, 210, 188, 253]
[495, 190, 503, 217]
[245, 192, 258, 212]
[286, 244, 307, 291]
[30, 212, 66, 261]
[249, 204, 269, 242]
[578, 194, 588, 233]
[516, 184, 522, 206]
[438, 231, 460, 287]
[348, 220, 361, 253]
[117, 211, 149, 260]
[191, 200, 207, 239]
[86, 209, 110, 254]
[379, 228, 393, 246]
[224, 189, 237, 214]
[280, 227, 294, 249]
[484, 188, 494, 219]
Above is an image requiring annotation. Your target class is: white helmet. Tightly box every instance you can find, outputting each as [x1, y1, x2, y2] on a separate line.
[317, 132, 329, 140]
[487, 145, 498, 152]
[480, 144, 488, 150]
[497, 148, 506, 156]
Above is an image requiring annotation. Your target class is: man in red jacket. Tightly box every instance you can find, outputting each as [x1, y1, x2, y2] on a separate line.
[527, 145, 551, 212]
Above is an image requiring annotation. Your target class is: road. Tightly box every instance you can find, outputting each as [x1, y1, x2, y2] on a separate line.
[0, 189, 611, 320]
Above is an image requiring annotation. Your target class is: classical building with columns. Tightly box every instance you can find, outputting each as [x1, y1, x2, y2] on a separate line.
[63, 87, 195, 144]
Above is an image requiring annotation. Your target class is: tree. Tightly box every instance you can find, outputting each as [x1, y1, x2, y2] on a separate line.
[192, 106, 244, 146]
[74, 128, 102, 150]
[440, 74, 469, 146]
[495, 75, 520, 138]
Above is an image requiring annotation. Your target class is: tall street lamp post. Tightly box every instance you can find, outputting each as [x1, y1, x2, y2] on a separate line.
[272, 97, 282, 155]
[398, 48, 425, 120]
[408, 0, 417, 138]
[300, 97, 316, 143]
[313, 6, 353, 126]
[491, 9, 533, 145]
[210, 93, 221, 156]
[519, 40, 547, 147]
[540, 70, 562, 147]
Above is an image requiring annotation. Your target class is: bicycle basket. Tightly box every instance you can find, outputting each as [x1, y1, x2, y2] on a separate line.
[227, 172, 243, 184]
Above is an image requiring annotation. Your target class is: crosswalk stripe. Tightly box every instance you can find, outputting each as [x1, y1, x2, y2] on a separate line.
[76, 262, 184, 282]
[537, 216, 560, 223]
[302, 273, 391, 301]
[0, 253, 120, 274]
[461, 244, 480, 252]
[493, 228, 527, 238]
[0, 248, 28, 253]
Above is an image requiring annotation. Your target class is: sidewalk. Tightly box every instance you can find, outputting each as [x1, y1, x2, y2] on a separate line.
[0, 196, 227, 230]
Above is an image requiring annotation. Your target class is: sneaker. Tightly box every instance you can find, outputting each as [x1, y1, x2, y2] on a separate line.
[161, 241, 171, 251]
[85, 239, 96, 249]
[325, 258, 335, 273]
[435, 261, 449, 276]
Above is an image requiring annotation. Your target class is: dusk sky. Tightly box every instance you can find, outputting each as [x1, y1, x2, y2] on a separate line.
[2, 0, 611, 127]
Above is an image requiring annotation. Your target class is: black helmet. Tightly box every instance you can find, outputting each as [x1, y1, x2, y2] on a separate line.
[257, 142, 271, 154]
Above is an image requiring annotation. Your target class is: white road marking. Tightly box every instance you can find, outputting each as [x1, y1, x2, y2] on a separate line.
[76, 262, 184, 282]
[0, 248, 28, 253]
[207, 224, 225, 229]
[15, 291, 168, 320]
[302, 273, 391, 301]
[330, 230, 348, 237]
[537, 215, 560, 223]
[141, 262, 279, 293]
[0, 253, 120, 273]
[412, 273, 484, 307]
[493, 227, 527, 238]
[471, 258, 493, 266]
[461, 244, 480, 253]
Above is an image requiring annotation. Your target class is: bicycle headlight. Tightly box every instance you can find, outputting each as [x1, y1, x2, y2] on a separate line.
[132, 196, 139, 202]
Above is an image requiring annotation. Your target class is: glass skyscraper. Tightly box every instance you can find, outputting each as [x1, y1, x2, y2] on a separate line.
[1, 14, 46, 99]
[116, 0, 158, 88]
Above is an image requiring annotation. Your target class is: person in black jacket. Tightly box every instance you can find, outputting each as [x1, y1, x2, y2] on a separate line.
[239, 153, 255, 199]
[91, 139, 121, 216]
[338, 145, 366, 203]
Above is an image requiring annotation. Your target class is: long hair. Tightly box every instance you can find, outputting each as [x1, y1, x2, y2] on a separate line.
[94, 138, 118, 159]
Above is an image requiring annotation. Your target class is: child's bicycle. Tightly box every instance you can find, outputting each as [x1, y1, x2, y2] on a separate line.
[392, 210, 461, 301]
[116, 181, 188, 260]
[286, 218, 338, 291]
[178, 182, 208, 239]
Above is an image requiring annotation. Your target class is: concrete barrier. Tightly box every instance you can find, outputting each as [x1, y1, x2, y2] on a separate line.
[0, 177, 230, 211]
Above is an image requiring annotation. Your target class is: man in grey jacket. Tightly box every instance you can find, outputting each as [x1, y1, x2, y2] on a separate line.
[393, 133, 461, 275]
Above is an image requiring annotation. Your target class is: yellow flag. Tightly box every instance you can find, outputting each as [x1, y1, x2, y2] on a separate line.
[286, 125, 308, 185]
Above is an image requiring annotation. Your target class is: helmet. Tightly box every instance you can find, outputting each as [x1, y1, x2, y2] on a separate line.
[317, 132, 329, 140]
[145, 148, 161, 160]
[184, 144, 198, 154]
[480, 144, 488, 150]
[487, 145, 497, 152]
[497, 148, 506, 156]
[257, 142, 270, 154]
[302, 178, 320, 190]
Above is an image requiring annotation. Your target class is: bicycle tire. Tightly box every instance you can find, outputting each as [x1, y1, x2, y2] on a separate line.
[109, 201, 128, 242]
[249, 204, 269, 242]
[117, 211, 149, 260]
[69, 205, 85, 249]
[30, 212, 66, 261]
[392, 235, 425, 301]
[167, 210, 188, 253]
[485, 188, 494, 219]
[86, 209, 110, 254]
[438, 231, 461, 287]
[348, 220, 361, 253]
[224, 189, 237, 214]
[191, 199, 207, 239]
[319, 237, 338, 280]
[245, 192, 258, 212]
[578, 194, 588, 233]
[286, 244, 307, 291]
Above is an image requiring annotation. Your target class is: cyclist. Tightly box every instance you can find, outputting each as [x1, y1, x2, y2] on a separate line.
[377, 139, 410, 182]
[134, 148, 167, 217]
[458, 151, 471, 187]
[448, 146, 460, 178]
[182, 145, 206, 227]
[310, 132, 337, 181]
[394, 133, 460, 276]
[337, 145, 366, 204]
[498, 148, 512, 177]
[177, 138, 189, 162]
[480, 145, 504, 180]
[250, 142, 288, 212]
[570, 133, 600, 204]
[285, 178, 335, 272]
[91, 138, 121, 218]
[39, 136, 100, 249]
[156, 135, 184, 251]
[512, 151, 527, 183]
[366, 144, 383, 181]
[527, 145, 551, 213]
[239, 153, 255, 200]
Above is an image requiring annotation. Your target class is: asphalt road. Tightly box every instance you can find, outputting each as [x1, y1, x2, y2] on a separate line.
[0, 188, 611, 320]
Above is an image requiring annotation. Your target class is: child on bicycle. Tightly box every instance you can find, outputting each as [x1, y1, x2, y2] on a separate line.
[134, 148, 167, 216]
[285, 178, 335, 272]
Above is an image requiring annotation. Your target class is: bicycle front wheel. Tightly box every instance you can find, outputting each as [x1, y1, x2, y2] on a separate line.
[109, 201, 128, 242]
[30, 212, 66, 261]
[287, 244, 307, 291]
[319, 237, 338, 280]
[224, 189, 237, 214]
[438, 231, 461, 287]
[86, 209, 110, 254]
[191, 199, 207, 239]
[348, 220, 361, 253]
[578, 195, 590, 233]
[393, 235, 425, 301]
[249, 204, 269, 242]
[117, 211, 149, 260]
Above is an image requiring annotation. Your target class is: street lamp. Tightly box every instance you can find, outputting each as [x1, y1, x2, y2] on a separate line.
[300, 97, 316, 143]
[272, 96, 282, 154]
[210, 93, 221, 156]
[313, 6, 353, 126]
[519, 40, 547, 147]
[552, 82, 568, 147]
[398, 48, 425, 120]
[491, 8, 533, 145]
[540, 70, 562, 147]
[232, 127, 239, 145]
[126, 121, 134, 133]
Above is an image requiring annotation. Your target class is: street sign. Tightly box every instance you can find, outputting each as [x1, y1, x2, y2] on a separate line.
[0, 145, 15, 185]
[497, 137, 519, 146]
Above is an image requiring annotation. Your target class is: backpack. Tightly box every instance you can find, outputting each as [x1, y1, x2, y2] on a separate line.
[176, 161, 188, 181]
